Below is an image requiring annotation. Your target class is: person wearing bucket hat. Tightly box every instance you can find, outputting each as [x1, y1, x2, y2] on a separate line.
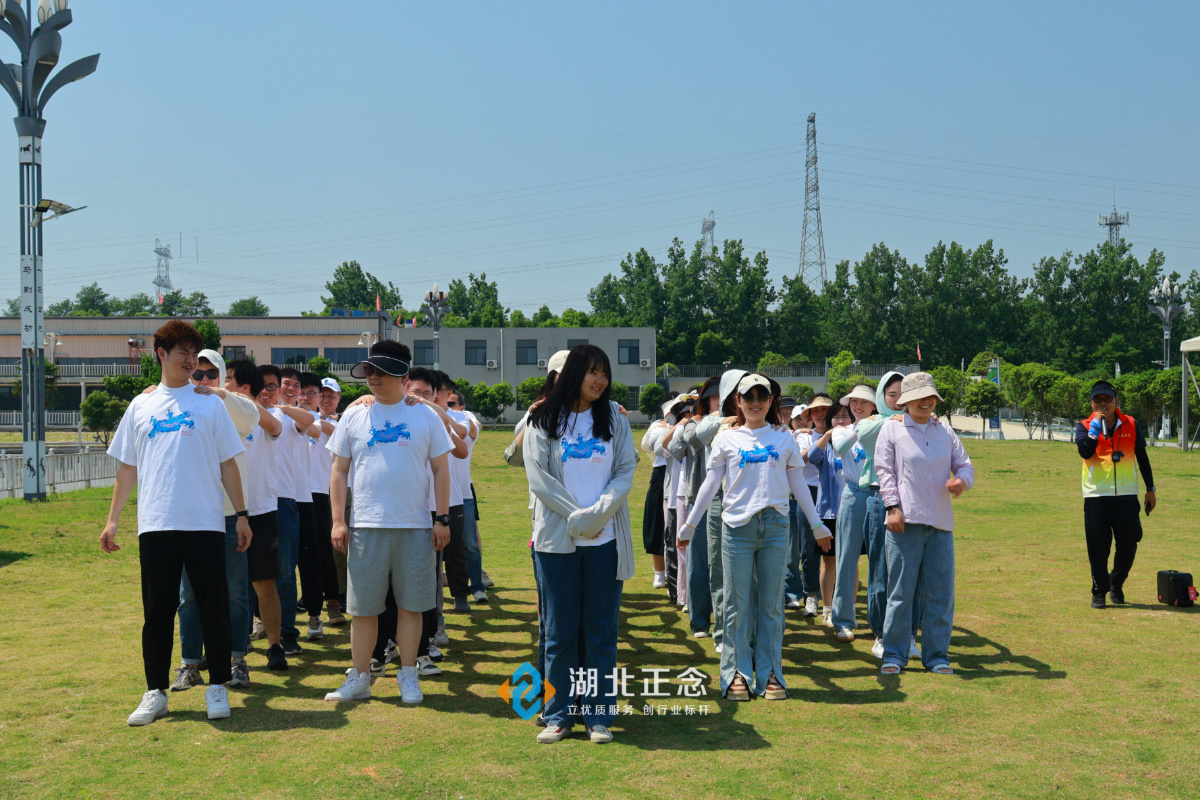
[874, 371, 974, 675]
[692, 369, 748, 653]
[787, 393, 833, 613]
[680, 373, 830, 701]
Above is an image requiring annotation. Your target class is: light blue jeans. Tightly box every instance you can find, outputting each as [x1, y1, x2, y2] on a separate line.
[462, 498, 484, 593]
[721, 508, 789, 697]
[788, 490, 821, 601]
[686, 507, 712, 635]
[832, 483, 871, 631]
[180, 516, 249, 662]
[867, 488, 920, 638]
[881, 524, 954, 670]
[275, 497, 300, 644]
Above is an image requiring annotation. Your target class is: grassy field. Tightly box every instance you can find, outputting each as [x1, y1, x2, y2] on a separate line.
[0, 435, 1197, 799]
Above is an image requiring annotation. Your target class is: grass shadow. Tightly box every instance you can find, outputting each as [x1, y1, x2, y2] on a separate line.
[948, 625, 1068, 680]
[0, 550, 30, 568]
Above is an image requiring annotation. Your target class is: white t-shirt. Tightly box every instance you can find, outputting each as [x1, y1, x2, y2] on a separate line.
[559, 408, 615, 546]
[708, 424, 803, 528]
[328, 400, 453, 529]
[243, 423, 278, 517]
[831, 426, 867, 488]
[448, 408, 478, 504]
[108, 383, 245, 535]
[796, 429, 820, 487]
[426, 408, 465, 511]
[272, 406, 315, 503]
[309, 415, 336, 496]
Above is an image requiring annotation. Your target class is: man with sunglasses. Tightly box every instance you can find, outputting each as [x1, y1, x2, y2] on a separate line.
[325, 341, 454, 704]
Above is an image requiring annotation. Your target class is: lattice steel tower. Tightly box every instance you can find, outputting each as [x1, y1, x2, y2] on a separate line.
[799, 113, 827, 291]
[701, 210, 716, 266]
[1099, 206, 1129, 246]
[152, 239, 173, 304]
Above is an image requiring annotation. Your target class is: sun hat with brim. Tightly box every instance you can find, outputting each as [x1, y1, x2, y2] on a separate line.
[807, 395, 834, 411]
[897, 372, 943, 406]
[546, 349, 571, 375]
[736, 374, 775, 396]
[320, 377, 341, 393]
[350, 354, 410, 379]
[700, 381, 720, 401]
[838, 384, 877, 406]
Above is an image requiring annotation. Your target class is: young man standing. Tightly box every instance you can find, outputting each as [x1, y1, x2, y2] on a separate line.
[297, 371, 338, 639]
[1075, 380, 1157, 609]
[101, 320, 250, 726]
[448, 388, 487, 603]
[315, 377, 346, 625]
[325, 342, 453, 704]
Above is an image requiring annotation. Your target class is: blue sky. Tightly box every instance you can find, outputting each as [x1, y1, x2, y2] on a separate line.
[7, 1, 1198, 315]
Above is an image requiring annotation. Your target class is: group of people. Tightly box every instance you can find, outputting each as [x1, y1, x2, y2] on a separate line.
[102, 320, 493, 725]
[102, 321, 1157, 739]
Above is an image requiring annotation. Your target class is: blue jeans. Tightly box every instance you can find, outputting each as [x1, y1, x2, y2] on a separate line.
[788, 491, 821, 600]
[882, 524, 953, 670]
[686, 507, 712, 634]
[832, 483, 870, 631]
[706, 491, 725, 647]
[275, 497, 300, 643]
[462, 498, 484, 593]
[534, 540, 622, 728]
[866, 489, 921, 639]
[180, 516, 250, 662]
[721, 508, 789, 696]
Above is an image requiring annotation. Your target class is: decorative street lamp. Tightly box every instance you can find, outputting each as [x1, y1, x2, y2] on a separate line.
[1148, 275, 1184, 440]
[421, 284, 449, 370]
[2, 0, 99, 500]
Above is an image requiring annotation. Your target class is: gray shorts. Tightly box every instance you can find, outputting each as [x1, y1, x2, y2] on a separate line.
[346, 527, 435, 616]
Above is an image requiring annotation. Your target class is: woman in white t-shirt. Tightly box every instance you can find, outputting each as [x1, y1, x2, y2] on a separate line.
[523, 345, 637, 745]
[680, 374, 830, 701]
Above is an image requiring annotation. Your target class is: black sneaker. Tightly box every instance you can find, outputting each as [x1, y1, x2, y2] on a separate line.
[535, 712, 547, 727]
[282, 639, 303, 656]
[267, 643, 289, 671]
[1091, 593, 1107, 609]
[453, 596, 471, 613]
[1109, 586, 1125, 604]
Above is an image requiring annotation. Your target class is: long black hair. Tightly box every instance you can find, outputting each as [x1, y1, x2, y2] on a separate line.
[530, 344, 614, 441]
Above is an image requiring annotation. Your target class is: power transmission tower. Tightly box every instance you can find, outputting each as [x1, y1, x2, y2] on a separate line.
[799, 113, 826, 291]
[701, 210, 716, 266]
[1098, 206, 1129, 246]
[152, 239, 173, 304]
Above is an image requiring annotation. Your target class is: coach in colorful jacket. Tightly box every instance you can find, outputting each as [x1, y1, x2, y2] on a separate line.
[1074, 380, 1156, 610]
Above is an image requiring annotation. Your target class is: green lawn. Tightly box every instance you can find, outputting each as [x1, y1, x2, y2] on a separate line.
[0, 436, 1197, 799]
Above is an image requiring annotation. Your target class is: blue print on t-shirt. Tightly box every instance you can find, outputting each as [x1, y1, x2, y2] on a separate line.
[562, 434, 606, 462]
[737, 444, 779, 468]
[852, 445, 866, 464]
[148, 410, 194, 439]
[367, 420, 411, 447]
[245, 432, 254, 442]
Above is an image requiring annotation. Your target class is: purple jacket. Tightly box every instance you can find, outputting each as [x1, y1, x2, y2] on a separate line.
[875, 415, 974, 532]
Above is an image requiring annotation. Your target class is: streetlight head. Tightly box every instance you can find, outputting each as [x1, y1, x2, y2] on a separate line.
[55, 336, 62, 346]
[53, 0, 68, 12]
[37, 0, 51, 24]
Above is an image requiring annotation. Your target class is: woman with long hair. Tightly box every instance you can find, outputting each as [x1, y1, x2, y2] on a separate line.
[680, 374, 830, 701]
[805, 400, 853, 622]
[640, 392, 679, 591]
[829, 384, 879, 642]
[524, 345, 637, 744]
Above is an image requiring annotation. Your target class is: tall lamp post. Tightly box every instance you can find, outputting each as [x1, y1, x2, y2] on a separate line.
[1148, 276, 1183, 441]
[2, 0, 99, 500]
[421, 284, 448, 370]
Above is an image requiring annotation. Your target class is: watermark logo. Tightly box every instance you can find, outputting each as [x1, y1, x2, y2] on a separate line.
[498, 662, 555, 721]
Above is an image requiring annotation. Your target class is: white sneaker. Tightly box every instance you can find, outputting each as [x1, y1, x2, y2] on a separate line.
[652, 571, 666, 589]
[383, 639, 399, 666]
[909, 637, 922, 660]
[427, 641, 445, 662]
[537, 725, 572, 743]
[871, 638, 885, 659]
[786, 598, 802, 609]
[822, 607, 833, 628]
[835, 626, 855, 642]
[324, 669, 371, 701]
[127, 690, 168, 726]
[692, 629, 709, 639]
[471, 589, 488, 603]
[398, 666, 423, 704]
[714, 643, 724, 655]
[205, 684, 231, 720]
[803, 596, 819, 617]
[306, 617, 324, 641]
[416, 655, 441, 676]
[481, 569, 495, 588]
[249, 619, 266, 640]
[434, 626, 450, 648]
[589, 724, 614, 743]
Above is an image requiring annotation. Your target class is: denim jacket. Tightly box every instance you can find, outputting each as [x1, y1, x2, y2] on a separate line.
[524, 402, 637, 581]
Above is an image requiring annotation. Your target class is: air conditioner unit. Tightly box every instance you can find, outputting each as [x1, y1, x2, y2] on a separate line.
[538, 358, 548, 369]
[639, 359, 651, 369]
[486, 359, 498, 370]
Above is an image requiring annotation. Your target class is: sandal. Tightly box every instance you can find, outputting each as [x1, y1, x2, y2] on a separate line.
[764, 673, 787, 700]
[725, 674, 751, 701]
[929, 664, 954, 675]
[880, 663, 902, 675]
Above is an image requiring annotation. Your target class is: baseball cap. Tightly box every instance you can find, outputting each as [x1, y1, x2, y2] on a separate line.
[1090, 380, 1117, 400]
[320, 377, 341, 393]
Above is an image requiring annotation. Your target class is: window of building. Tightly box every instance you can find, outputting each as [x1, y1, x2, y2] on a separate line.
[270, 347, 318, 366]
[222, 346, 246, 362]
[414, 340, 435, 366]
[465, 340, 487, 366]
[618, 339, 640, 365]
[325, 347, 368, 365]
[516, 339, 538, 365]
[567, 338, 588, 350]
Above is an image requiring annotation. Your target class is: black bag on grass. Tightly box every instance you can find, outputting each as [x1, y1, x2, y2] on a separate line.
[1156, 570, 1196, 607]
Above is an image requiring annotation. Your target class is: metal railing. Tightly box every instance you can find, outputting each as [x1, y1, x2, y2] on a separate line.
[55, 363, 141, 378]
[665, 363, 921, 380]
[0, 410, 81, 427]
[0, 451, 119, 497]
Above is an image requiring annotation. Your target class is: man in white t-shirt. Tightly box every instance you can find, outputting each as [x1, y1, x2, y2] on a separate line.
[101, 320, 250, 727]
[324, 341, 453, 705]
[448, 388, 487, 603]
[314, 377, 345, 624]
[296, 371, 338, 641]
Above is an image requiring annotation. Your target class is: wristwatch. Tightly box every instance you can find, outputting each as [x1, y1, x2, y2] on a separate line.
[434, 514, 451, 527]
[885, 505, 899, 512]
[235, 510, 249, 518]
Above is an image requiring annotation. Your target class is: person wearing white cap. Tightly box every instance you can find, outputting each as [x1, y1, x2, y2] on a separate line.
[680, 373, 830, 701]
[656, 392, 697, 605]
[638, 392, 675, 591]
[788, 395, 829, 615]
[874, 372, 974, 675]
[691, 369, 748, 653]
[308, 376, 345, 625]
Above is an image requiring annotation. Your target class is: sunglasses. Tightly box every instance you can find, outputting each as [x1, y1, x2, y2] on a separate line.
[447, 401, 459, 408]
[192, 368, 220, 381]
[742, 390, 772, 403]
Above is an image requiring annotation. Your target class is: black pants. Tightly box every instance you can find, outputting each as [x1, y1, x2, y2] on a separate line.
[643, 465, 666, 554]
[665, 508, 679, 603]
[1084, 495, 1143, 595]
[310, 493, 339, 603]
[139, 531, 231, 690]
[420, 551, 444, 657]
[296, 501, 324, 617]
[443, 505, 469, 599]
